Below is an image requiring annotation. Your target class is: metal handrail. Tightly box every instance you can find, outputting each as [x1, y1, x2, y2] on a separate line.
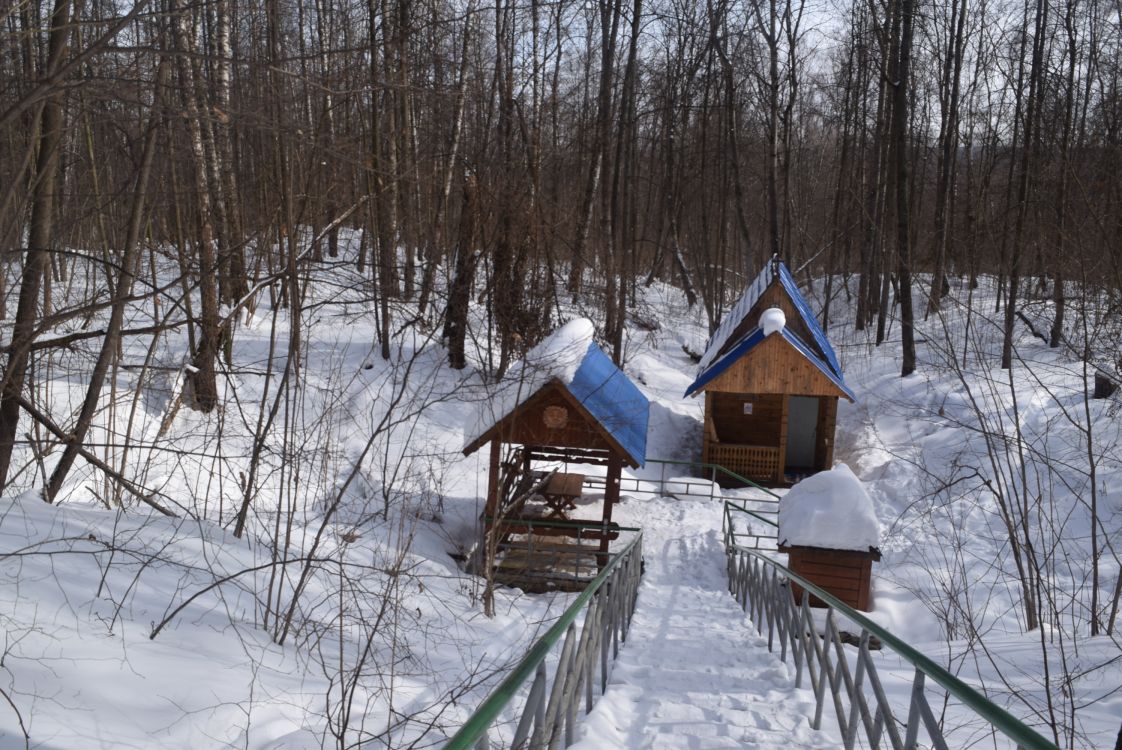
[626, 459, 782, 553]
[444, 533, 644, 749]
[484, 515, 641, 533]
[725, 496, 779, 527]
[722, 499, 779, 552]
[726, 533, 1057, 749]
[644, 457, 782, 499]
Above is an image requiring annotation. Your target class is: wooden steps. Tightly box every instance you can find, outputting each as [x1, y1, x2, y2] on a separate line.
[492, 536, 605, 593]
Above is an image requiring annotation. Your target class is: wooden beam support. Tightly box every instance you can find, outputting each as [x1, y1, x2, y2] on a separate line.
[702, 392, 713, 465]
[525, 446, 613, 466]
[486, 439, 501, 517]
[777, 395, 789, 484]
[599, 454, 623, 565]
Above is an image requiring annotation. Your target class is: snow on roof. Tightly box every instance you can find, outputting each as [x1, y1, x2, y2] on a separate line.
[464, 318, 594, 449]
[760, 307, 786, 336]
[463, 318, 648, 466]
[696, 262, 773, 372]
[777, 464, 880, 552]
[695, 259, 843, 376]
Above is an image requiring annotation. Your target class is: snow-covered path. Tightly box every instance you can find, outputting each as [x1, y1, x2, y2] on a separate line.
[570, 497, 838, 749]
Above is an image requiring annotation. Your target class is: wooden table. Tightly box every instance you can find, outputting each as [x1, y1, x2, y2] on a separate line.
[542, 472, 585, 518]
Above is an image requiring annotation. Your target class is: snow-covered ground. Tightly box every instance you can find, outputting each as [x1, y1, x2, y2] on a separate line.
[1, 241, 1119, 748]
[572, 496, 838, 749]
[824, 278, 1122, 749]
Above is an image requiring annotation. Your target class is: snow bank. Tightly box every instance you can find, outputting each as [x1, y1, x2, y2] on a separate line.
[778, 464, 880, 551]
[761, 307, 786, 336]
[463, 318, 596, 449]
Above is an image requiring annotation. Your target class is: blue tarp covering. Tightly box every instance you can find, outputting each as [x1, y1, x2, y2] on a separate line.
[568, 342, 649, 467]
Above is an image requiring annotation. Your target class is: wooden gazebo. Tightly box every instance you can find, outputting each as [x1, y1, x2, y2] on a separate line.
[685, 258, 855, 486]
[463, 318, 649, 592]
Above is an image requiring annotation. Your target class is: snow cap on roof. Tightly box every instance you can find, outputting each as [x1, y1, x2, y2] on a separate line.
[463, 318, 648, 466]
[778, 464, 880, 552]
[696, 260, 844, 378]
[760, 307, 786, 336]
[531, 317, 598, 381]
[696, 262, 774, 373]
[464, 318, 595, 449]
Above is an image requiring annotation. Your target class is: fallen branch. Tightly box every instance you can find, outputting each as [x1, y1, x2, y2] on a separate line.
[14, 394, 177, 516]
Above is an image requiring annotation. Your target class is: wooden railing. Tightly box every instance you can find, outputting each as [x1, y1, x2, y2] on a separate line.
[704, 442, 780, 483]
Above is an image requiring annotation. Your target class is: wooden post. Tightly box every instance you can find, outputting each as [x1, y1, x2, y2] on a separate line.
[814, 396, 836, 471]
[702, 392, 713, 465]
[486, 439, 501, 517]
[776, 395, 789, 484]
[599, 453, 623, 566]
[822, 397, 838, 469]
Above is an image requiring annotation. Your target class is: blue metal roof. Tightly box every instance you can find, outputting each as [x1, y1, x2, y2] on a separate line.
[696, 263, 774, 372]
[684, 327, 856, 402]
[568, 342, 649, 467]
[777, 262, 843, 378]
[688, 259, 851, 400]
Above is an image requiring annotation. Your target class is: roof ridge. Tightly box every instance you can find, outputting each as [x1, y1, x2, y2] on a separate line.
[686, 261, 851, 400]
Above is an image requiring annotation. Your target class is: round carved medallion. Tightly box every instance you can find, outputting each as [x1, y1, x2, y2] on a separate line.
[542, 405, 569, 429]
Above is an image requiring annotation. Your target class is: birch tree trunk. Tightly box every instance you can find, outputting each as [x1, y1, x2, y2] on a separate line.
[171, 0, 222, 411]
[890, 0, 917, 376]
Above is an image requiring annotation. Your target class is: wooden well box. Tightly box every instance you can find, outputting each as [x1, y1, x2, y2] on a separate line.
[778, 544, 881, 612]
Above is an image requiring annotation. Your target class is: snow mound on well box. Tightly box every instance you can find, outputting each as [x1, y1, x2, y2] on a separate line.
[778, 464, 880, 551]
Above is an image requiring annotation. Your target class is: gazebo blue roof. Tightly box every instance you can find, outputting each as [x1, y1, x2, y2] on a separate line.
[567, 342, 648, 467]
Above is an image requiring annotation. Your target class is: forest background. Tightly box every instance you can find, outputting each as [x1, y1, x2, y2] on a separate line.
[1, 0, 1121, 745]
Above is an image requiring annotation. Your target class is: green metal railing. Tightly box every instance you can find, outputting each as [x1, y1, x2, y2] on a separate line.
[484, 517, 641, 590]
[616, 458, 784, 551]
[484, 516, 640, 534]
[643, 457, 782, 499]
[725, 519, 1057, 750]
[444, 533, 644, 749]
[569, 457, 780, 505]
[447, 459, 779, 748]
[723, 496, 779, 550]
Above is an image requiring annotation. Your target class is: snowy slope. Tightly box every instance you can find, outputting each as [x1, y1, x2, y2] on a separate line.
[822, 276, 1122, 749]
[0, 245, 1119, 748]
